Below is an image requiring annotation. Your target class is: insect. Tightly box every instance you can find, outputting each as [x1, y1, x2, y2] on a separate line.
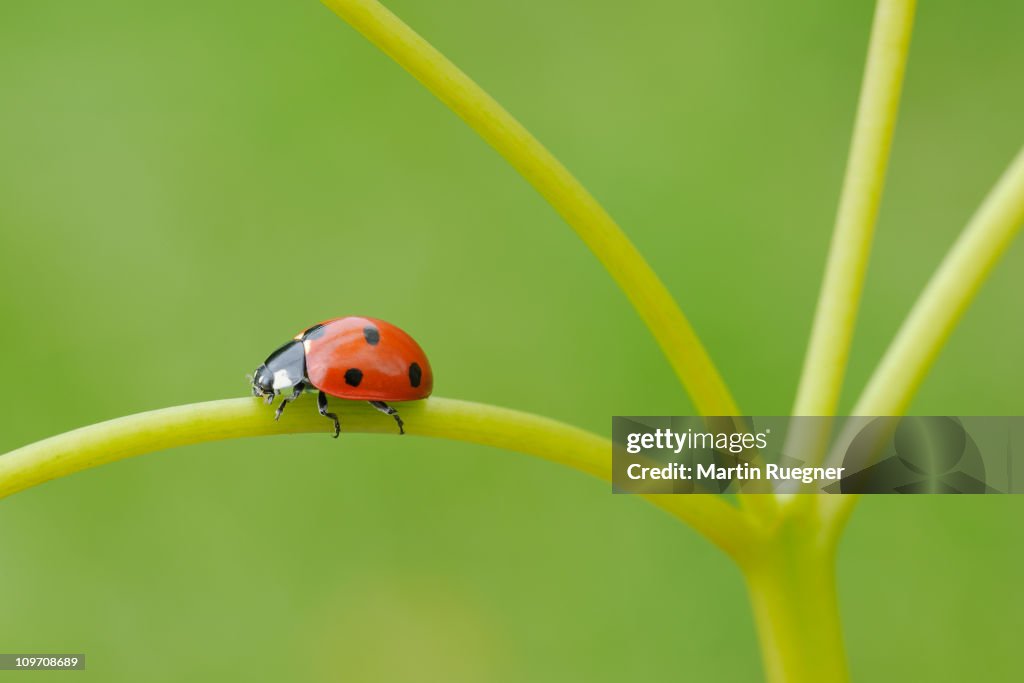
[250, 316, 433, 437]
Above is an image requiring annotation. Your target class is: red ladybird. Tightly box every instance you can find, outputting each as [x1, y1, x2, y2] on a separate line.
[251, 317, 432, 437]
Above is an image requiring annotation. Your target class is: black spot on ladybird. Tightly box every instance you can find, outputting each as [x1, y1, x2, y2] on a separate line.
[409, 362, 422, 388]
[345, 368, 363, 387]
[363, 325, 380, 345]
[304, 324, 326, 340]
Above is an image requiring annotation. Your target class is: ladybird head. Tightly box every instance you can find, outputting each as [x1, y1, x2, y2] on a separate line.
[251, 340, 307, 400]
[250, 363, 277, 400]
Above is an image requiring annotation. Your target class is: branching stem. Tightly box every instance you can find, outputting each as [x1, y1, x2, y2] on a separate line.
[825, 146, 1024, 531]
[0, 396, 757, 561]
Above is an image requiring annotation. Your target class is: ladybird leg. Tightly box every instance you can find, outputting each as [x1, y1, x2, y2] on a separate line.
[318, 390, 341, 439]
[368, 401, 405, 435]
[274, 381, 306, 421]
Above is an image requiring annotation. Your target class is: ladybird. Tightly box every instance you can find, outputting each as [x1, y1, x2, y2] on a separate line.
[250, 316, 433, 437]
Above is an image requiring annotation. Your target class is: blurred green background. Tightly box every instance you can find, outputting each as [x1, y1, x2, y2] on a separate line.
[1, 1, 1022, 680]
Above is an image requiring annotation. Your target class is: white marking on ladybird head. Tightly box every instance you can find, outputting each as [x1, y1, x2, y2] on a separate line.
[272, 368, 297, 391]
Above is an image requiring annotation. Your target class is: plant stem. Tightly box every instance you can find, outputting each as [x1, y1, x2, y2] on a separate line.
[793, 0, 916, 417]
[0, 396, 756, 560]
[319, 0, 739, 417]
[746, 506, 848, 683]
[853, 146, 1024, 416]
[824, 145, 1024, 530]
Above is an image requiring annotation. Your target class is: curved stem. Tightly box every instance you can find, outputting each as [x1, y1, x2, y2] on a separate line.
[319, 0, 739, 417]
[793, 0, 916, 417]
[0, 396, 756, 561]
[824, 145, 1024, 531]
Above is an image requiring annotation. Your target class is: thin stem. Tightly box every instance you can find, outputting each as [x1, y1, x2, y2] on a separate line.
[0, 396, 756, 561]
[793, 0, 916, 417]
[319, 0, 739, 417]
[825, 146, 1024, 531]
[746, 510, 848, 683]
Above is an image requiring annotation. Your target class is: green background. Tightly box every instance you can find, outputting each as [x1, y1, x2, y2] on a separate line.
[1, 1, 1022, 680]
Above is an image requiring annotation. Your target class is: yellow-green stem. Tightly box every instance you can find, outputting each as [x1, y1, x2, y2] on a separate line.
[793, 0, 916, 418]
[825, 145, 1024, 531]
[747, 504, 848, 683]
[0, 396, 756, 561]
[853, 147, 1024, 417]
[319, 0, 738, 419]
